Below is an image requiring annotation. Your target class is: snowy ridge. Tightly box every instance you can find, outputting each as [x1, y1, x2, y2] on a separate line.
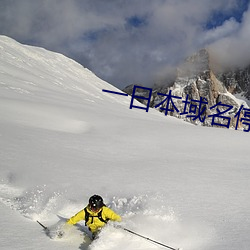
[0, 36, 250, 250]
[0, 35, 130, 106]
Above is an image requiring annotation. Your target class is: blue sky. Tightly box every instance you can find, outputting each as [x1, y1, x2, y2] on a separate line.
[0, 0, 249, 88]
[206, 0, 249, 28]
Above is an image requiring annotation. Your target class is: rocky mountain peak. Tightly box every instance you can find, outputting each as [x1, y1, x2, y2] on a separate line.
[123, 48, 250, 131]
[177, 48, 210, 78]
[174, 48, 227, 107]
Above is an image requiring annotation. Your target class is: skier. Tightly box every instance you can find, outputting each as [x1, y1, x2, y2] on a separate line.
[66, 194, 121, 239]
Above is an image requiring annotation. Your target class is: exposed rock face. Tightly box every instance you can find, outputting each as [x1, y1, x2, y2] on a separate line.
[217, 66, 250, 99]
[123, 49, 249, 130]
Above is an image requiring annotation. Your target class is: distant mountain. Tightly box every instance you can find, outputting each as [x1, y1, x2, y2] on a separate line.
[123, 49, 250, 130]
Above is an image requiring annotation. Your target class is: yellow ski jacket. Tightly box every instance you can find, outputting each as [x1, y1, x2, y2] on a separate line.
[67, 206, 121, 233]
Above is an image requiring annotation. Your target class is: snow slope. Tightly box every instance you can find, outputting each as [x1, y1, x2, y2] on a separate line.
[0, 36, 249, 250]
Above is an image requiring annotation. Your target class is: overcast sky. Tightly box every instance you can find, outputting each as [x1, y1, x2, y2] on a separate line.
[0, 0, 249, 88]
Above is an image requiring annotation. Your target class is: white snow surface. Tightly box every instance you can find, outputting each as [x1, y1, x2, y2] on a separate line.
[0, 35, 249, 250]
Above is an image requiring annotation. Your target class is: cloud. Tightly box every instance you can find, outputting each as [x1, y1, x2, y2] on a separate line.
[209, 4, 250, 69]
[200, 18, 240, 45]
[0, 0, 249, 88]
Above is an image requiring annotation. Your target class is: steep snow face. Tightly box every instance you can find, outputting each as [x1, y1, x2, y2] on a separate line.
[0, 35, 131, 133]
[0, 36, 250, 250]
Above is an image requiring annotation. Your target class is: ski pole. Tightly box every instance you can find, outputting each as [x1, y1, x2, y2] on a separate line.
[37, 220, 48, 231]
[122, 227, 180, 250]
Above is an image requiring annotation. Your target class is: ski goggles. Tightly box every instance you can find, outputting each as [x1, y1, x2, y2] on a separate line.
[89, 204, 101, 212]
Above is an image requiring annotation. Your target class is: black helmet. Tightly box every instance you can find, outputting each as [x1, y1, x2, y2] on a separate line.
[89, 195, 104, 210]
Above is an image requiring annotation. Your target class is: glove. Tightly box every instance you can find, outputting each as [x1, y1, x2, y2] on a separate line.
[56, 230, 64, 238]
[55, 223, 71, 238]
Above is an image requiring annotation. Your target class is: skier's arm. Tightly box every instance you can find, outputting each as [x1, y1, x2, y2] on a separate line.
[104, 207, 122, 222]
[67, 209, 85, 225]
